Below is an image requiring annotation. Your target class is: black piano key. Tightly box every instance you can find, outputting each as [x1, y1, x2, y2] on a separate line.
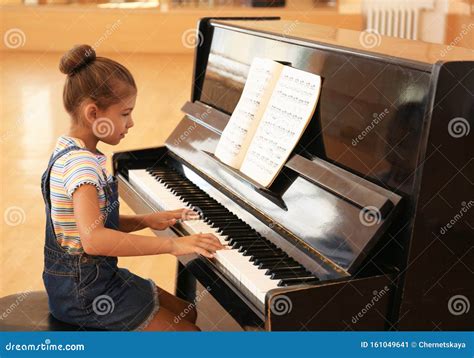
[150, 172, 183, 177]
[277, 277, 320, 287]
[158, 178, 188, 184]
[236, 241, 276, 251]
[175, 191, 203, 196]
[171, 190, 207, 195]
[173, 193, 211, 199]
[188, 201, 220, 206]
[217, 225, 253, 231]
[219, 228, 257, 235]
[221, 230, 253, 236]
[210, 222, 243, 228]
[205, 215, 240, 222]
[199, 208, 230, 213]
[206, 218, 241, 224]
[158, 178, 189, 183]
[238, 241, 276, 249]
[258, 261, 299, 270]
[227, 234, 262, 241]
[233, 241, 259, 249]
[182, 199, 217, 205]
[249, 252, 287, 262]
[202, 213, 236, 218]
[254, 257, 297, 266]
[270, 270, 311, 280]
[218, 227, 254, 234]
[214, 221, 250, 227]
[228, 236, 262, 245]
[189, 204, 223, 209]
[177, 195, 210, 201]
[242, 247, 282, 256]
[264, 265, 303, 275]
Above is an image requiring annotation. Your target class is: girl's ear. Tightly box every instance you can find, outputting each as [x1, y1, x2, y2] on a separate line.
[82, 102, 98, 126]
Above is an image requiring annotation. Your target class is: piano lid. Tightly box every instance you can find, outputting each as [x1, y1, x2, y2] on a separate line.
[211, 19, 474, 65]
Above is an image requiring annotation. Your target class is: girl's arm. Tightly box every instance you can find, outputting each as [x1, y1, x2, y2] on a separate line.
[73, 185, 223, 257]
[119, 214, 149, 233]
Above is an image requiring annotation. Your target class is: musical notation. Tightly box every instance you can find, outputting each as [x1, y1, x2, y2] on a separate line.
[240, 66, 322, 187]
[214, 58, 284, 168]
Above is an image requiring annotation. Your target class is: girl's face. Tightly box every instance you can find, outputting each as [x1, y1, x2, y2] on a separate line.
[92, 94, 136, 145]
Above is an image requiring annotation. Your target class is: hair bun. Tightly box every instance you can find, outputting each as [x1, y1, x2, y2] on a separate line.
[59, 44, 96, 75]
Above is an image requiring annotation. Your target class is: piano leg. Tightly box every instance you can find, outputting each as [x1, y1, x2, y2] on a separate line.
[176, 261, 196, 302]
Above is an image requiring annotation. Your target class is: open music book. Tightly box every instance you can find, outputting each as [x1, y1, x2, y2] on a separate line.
[214, 58, 322, 188]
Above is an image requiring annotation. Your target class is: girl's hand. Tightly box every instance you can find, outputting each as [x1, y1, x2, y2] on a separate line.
[144, 209, 200, 230]
[170, 233, 225, 258]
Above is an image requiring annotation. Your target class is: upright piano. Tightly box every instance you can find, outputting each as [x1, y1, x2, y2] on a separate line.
[113, 18, 473, 330]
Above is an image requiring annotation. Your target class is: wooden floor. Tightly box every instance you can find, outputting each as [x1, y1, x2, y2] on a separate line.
[0, 51, 194, 297]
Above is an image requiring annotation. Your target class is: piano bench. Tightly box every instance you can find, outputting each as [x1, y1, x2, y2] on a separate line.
[0, 291, 99, 331]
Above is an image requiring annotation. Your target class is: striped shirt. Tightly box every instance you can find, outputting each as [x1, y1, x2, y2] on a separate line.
[49, 136, 113, 254]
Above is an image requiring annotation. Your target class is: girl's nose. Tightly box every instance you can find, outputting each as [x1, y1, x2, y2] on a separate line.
[127, 117, 134, 129]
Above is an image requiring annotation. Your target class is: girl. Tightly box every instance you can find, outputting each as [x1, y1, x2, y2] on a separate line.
[40, 44, 224, 331]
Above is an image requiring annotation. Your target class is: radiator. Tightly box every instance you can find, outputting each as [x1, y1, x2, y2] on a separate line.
[363, 0, 435, 40]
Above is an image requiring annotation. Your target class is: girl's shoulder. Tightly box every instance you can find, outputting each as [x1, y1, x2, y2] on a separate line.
[55, 148, 103, 173]
[52, 136, 106, 170]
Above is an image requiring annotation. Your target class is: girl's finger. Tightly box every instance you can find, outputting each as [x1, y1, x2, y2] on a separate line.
[200, 238, 225, 250]
[199, 233, 219, 240]
[195, 247, 214, 258]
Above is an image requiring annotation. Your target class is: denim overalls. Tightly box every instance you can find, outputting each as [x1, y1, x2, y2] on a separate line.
[41, 145, 158, 330]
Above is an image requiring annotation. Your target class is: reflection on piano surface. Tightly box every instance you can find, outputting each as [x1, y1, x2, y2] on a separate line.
[113, 18, 473, 330]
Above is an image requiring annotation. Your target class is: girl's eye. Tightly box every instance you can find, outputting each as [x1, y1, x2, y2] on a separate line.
[122, 113, 130, 117]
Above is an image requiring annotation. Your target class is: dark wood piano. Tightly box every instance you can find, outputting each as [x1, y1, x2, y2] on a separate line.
[113, 18, 474, 331]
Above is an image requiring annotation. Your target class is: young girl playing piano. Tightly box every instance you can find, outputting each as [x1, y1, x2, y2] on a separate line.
[40, 44, 224, 331]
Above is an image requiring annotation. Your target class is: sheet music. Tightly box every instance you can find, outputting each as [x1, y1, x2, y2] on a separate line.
[214, 58, 284, 168]
[240, 66, 322, 187]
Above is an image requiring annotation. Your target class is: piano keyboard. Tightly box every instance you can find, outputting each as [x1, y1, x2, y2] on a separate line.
[129, 167, 319, 305]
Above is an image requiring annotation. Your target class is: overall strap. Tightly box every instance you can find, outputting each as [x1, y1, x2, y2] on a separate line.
[41, 145, 81, 209]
